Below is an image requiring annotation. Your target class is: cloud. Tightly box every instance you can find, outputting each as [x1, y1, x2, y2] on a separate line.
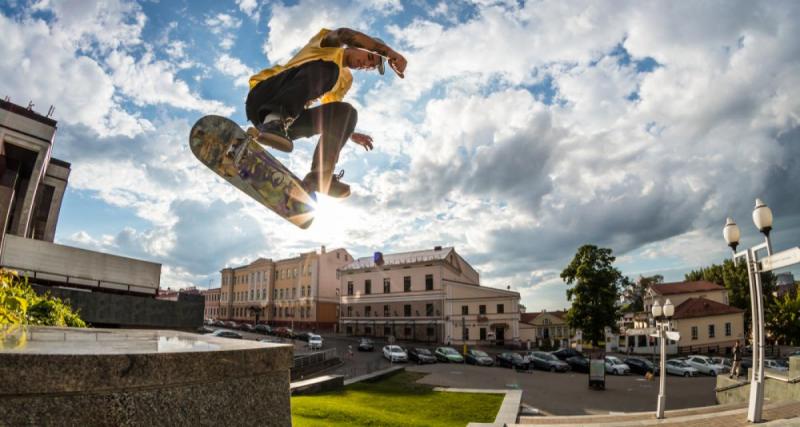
[205, 12, 241, 50]
[215, 53, 255, 88]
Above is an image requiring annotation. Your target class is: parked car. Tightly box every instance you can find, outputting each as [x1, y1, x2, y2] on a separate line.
[666, 359, 698, 377]
[604, 356, 630, 375]
[434, 347, 465, 363]
[496, 352, 529, 370]
[551, 348, 584, 361]
[408, 348, 437, 364]
[624, 357, 659, 376]
[210, 330, 242, 339]
[711, 356, 731, 370]
[357, 338, 374, 352]
[295, 332, 312, 342]
[225, 321, 238, 329]
[197, 326, 214, 334]
[383, 345, 408, 363]
[274, 327, 293, 338]
[686, 355, 726, 376]
[565, 355, 590, 373]
[308, 334, 323, 350]
[213, 320, 226, 327]
[258, 336, 284, 343]
[765, 359, 789, 372]
[465, 350, 494, 366]
[239, 323, 255, 332]
[527, 351, 570, 372]
[255, 324, 271, 334]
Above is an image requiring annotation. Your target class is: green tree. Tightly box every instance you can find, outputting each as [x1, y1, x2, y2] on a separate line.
[766, 291, 800, 346]
[561, 245, 624, 347]
[621, 274, 663, 313]
[0, 269, 86, 328]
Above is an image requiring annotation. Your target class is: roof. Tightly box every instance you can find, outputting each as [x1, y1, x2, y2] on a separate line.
[521, 310, 566, 324]
[651, 281, 725, 296]
[673, 297, 744, 319]
[341, 246, 454, 271]
[0, 98, 58, 127]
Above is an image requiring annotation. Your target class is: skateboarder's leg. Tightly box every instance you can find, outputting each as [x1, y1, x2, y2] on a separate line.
[288, 102, 357, 198]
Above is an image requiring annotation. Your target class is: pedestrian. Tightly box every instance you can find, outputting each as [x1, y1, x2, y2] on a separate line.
[730, 341, 741, 379]
[245, 27, 407, 198]
[348, 344, 353, 359]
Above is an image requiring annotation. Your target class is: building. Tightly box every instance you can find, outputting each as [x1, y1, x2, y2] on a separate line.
[0, 98, 202, 329]
[202, 288, 221, 319]
[611, 280, 745, 355]
[338, 246, 521, 346]
[216, 246, 352, 331]
[519, 310, 571, 349]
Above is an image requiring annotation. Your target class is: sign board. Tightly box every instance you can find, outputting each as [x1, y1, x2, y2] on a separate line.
[666, 331, 681, 341]
[760, 247, 800, 272]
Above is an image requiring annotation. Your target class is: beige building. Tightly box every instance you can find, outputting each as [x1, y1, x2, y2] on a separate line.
[519, 310, 572, 349]
[202, 287, 221, 319]
[616, 280, 745, 355]
[216, 247, 352, 331]
[339, 246, 521, 346]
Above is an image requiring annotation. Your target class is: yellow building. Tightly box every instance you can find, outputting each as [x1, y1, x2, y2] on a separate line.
[519, 310, 571, 349]
[216, 246, 352, 332]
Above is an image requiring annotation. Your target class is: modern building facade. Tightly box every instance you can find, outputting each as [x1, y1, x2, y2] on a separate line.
[338, 246, 521, 346]
[216, 247, 352, 331]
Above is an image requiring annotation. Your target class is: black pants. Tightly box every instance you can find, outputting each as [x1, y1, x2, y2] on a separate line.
[245, 60, 357, 180]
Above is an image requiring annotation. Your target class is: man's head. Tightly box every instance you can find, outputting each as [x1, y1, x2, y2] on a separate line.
[344, 48, 384, 74]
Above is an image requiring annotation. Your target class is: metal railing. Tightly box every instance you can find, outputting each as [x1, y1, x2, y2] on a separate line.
[293, 348, 338, 370]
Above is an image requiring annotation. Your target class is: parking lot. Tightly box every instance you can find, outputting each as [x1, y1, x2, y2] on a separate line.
[203, 328, 718, 415]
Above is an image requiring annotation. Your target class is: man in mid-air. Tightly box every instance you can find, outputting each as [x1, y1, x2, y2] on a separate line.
[246, 28, 407, 199]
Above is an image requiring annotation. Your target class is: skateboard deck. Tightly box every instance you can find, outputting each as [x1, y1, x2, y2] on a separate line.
[189, 115, 315, 229]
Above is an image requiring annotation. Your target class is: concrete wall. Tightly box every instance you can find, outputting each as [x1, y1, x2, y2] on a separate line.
[716, 356, 800, 405]
[35, 285, 203, 329]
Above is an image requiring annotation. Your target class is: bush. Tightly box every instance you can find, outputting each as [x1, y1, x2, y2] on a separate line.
[0, 269, 86, 327]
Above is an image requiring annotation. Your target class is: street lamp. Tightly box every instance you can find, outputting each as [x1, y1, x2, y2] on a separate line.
[722, 198, 797, 423]
[652, 298, 674, 419]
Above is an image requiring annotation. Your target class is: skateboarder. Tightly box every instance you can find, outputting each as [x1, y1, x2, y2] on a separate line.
[246, 28, 407, 198]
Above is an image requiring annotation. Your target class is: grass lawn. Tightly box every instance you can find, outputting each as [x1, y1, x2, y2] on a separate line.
[291, 371, 504, 427]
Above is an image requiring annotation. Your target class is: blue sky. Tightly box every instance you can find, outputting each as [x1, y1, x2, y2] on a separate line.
[2, 0, 799, 311]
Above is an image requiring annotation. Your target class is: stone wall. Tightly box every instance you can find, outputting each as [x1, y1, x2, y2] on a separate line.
[716, 356, 800, 404]
[34, 285, 204, 329]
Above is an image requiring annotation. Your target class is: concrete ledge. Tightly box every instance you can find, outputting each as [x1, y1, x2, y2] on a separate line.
[290, 375, 344, 395]
[343, 365, 405, 386]
[434, 387, 521, 427]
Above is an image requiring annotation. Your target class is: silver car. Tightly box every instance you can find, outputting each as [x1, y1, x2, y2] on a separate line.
[383, 345, 408, 363]
[686, 355, 727, 376]
[666, 359, 699, 377]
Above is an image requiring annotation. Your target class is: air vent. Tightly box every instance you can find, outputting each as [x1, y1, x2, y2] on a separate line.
[434, 246, 442, 251]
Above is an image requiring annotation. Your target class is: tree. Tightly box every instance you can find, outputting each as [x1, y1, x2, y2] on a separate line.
[621, 274, 663, 313]
[766, 291, 800, 346]
[561, 245, 624, 347]
[685, 259, 776, 333]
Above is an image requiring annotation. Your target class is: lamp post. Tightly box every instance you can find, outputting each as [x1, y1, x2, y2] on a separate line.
[652, 299, 674, 419]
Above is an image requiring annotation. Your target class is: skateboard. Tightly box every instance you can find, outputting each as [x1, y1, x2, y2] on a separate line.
[189, 115, 315, 229]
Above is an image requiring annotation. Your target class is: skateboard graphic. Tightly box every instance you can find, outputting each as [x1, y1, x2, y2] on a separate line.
[189, 115, 315, 229]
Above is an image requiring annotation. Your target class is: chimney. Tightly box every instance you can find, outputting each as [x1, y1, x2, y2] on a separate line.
[434, 245, 442, 251]
[321, 245, 326, 254]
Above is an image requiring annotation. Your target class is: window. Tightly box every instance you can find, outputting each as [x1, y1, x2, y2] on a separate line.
[301, 287, 305, 297]
[461, 305, 469, 315]
[427, 327, 434, 337]
[404, 304, 411, 317]
[480, 328, 486, 340]
[347, 306, 353, 317]
[365, 280, 372, 295]
[404, 326, 411, 336]
[279, 289, 283, 299]
[383, 278, 391, 293]
[365, 306, 372, 317]
[497, 304, 504, 314]
[384, 305, 389, 316]
[307, 286, 311, 297]
[426, 303, 434, 316]
[250, 290, 254, 300]
[425, 274, 433, 291]
[292, 288, 296, 298]
[384, 326, 391, 335]
[479, 305, 486, 315]
[347, 281, 354, 296]
[273, 289, 277, 299]
[725, 322, 732, 337]
[404, 276, 411, 292]
[708, 324, 715, 338]
[691, 326, 698, 340]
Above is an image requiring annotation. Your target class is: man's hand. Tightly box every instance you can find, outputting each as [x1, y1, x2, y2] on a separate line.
[388, 52, 407, 78]
[350, 132, 374, 151]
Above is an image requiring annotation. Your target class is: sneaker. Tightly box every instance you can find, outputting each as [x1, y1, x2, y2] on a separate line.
[299, 170, 351, 199]
[248, 120, 293, 153]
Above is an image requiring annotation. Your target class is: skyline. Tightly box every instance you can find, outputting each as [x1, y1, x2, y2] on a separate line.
[1, 0, 799, 311]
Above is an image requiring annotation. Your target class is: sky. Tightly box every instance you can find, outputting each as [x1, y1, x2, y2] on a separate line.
[2, 0, 799, 311]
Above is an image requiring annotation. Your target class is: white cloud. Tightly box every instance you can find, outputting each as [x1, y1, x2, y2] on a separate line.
[236, 0, 259, 20]
[216, 53, 254, 88]
[205, 12, 241, 51]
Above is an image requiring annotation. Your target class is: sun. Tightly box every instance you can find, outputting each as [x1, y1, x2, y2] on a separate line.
[305, 193, 362, 241]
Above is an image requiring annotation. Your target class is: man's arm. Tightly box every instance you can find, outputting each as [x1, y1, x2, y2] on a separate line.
[322, 28, 407, 76]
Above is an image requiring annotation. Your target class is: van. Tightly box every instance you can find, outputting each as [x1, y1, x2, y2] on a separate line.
[308, 334, 323, 350]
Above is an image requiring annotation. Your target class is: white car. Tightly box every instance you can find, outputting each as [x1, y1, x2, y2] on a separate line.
[308, 334, 323, 350]
[666, 359, 699, 377]
[686, 355, 727, 376]
[383, 345, 408, 363]
[604, 356, 630, 375]
[765, 359, 789, 372]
